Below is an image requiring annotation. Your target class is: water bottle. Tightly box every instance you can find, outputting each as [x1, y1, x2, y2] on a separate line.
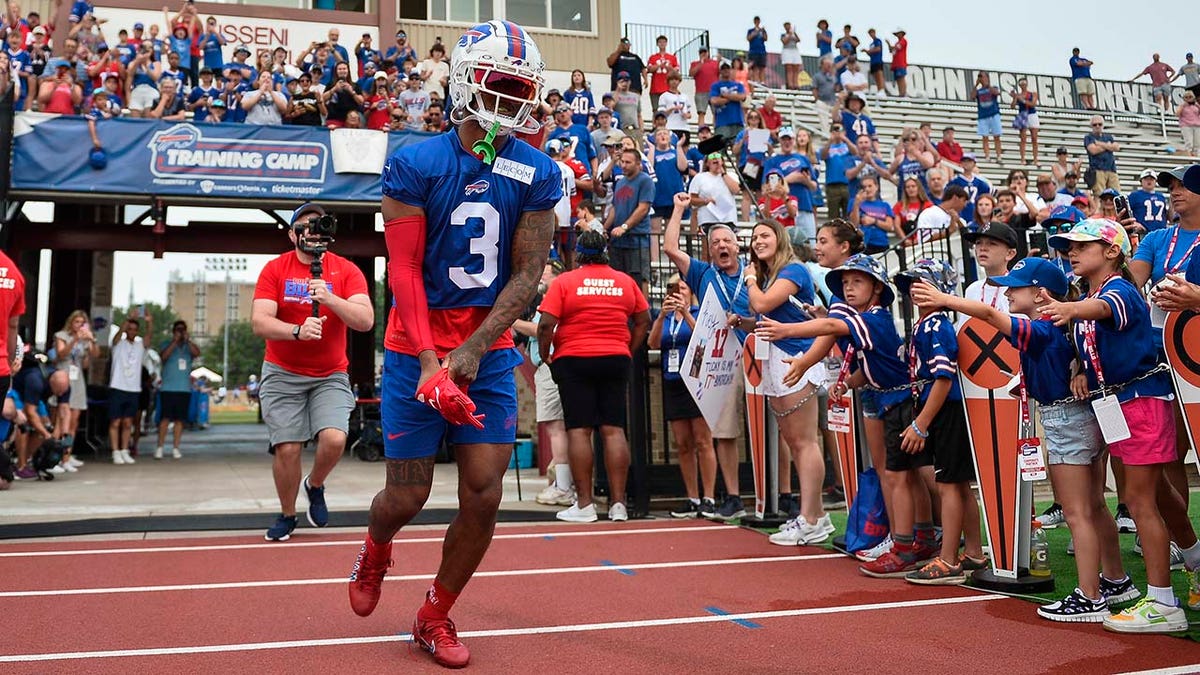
[1030, 520, 1051, 577]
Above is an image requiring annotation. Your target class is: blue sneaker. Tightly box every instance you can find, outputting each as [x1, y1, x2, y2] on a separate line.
[265, 514, 297, 542]
[304, 475, 328, 528]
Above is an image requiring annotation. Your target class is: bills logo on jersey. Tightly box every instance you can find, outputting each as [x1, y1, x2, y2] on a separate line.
[464, 179, 490, 196]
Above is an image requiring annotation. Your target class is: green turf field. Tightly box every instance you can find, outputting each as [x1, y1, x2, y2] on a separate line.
[750, 494, 1200, 641]
[209, 408, 261, 425]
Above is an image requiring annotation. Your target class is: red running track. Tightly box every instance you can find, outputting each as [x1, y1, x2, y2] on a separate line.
[1, 520, 1197, 674]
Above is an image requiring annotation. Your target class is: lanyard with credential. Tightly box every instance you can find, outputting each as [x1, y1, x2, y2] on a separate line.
[1164, 226, 1200, 276]
[834, 345, 856, 393]
[714, 263, 746, 313]
[667, 312, 684, 346]
[1079, 274, 1119, 392]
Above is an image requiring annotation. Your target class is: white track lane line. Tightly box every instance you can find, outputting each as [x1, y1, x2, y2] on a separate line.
[0, 594, 1001, 663]
[0, 553, 843, 598]
[0, 524, 733, 558]
[1113, 667, 1200, 675]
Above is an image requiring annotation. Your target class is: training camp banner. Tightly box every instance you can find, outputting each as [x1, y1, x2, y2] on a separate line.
[12, 113, 433, 203]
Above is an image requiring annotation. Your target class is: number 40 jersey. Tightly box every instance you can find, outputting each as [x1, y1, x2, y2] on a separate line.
[382, 131, 563, 357]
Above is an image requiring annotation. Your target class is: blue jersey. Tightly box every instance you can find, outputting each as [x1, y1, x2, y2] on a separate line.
[1072, 277, 1172, 403]
[868, 37, 884, 65]
[651, 148, 686, 206]
[169, 36, 192, 68]
[686, 146, 704, 174]
[382, 132, 562, 311]
[546, 123, 596, 169]
[823, 142, 854, 185]
[911, 313, 962, 403]
[1127, 189, 1169, 232]
[562, 88, 595, 127]
[761, 263, 815, 356]
[1188, 245, 1200, 284]
[199, 33, 225, 70]
[709, 80, 746, 127]
[830, 303, 909, 413]
[975, 87, 1000, 119]
[895, 156, 925, 192]
[69, 0, 93, 22]
[857, 200, 893, 249]
[747, 27, 766, 55]
[225, 60, 257, 82]
[1070, 56, 1092, 79]
[763, 152, 814, 212]
[658, 307, 699, 381]
[840, 110, 875, 144]
[1009, 317, 1074, 404]
[949, 175, 991, 222]
[188, 85, 220, 122]
[684, 256, 751, 342]
[115, 43, 136, 65]
[817, 30, 833, 56]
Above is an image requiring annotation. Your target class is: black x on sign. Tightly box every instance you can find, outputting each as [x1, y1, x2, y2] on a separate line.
[957, 318, 1019, 389]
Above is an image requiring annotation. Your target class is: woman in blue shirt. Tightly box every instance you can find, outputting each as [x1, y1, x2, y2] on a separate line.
[561, 69, 595, 128]
[648, 275, 715, 518]
[740, 219, 832, 545]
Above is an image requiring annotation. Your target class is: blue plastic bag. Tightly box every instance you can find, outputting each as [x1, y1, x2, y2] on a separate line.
[844, 467, 889, 553]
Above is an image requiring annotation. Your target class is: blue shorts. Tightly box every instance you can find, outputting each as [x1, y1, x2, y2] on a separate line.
[977, 114, 1002, 137]
[892, 67, 907, 78]
[859, 390, 881, 419]
[381, 347, 522, 459]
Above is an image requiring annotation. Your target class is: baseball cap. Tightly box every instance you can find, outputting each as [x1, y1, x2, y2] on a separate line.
[1064, 170, 1078, 178]
[291, 202, 325, 225]
[364, 61, 377, 70]
[553, 101, 571, 113]
[845, 92, 865, 108]
[544, 88, 560, 100]
[961, 152, 977, 162]
[1188, 52, 1194, 59]
[616, 71, 631, 80]
[1056, 147, 1068, 155]
[210, 98, 226, 108]
[1072, 194, 1090, 208]
[373, 71, 387, 80]
[199, 67, 214, 75]
[235, 44, 251, 56]
[1138, 168, 1157, 180]
[32, 26, 45, 35]
[964, 221, 1019, 249]
[133, 22, 144, 29]
[545, 138, 566, 155]
[1099, 188, 1120, 198]
[1157, 164, 1200, 193]
[620, 37, 630, 44]
[1043, 205, 1087, 227]
[603, 130, 626, 146]
[1048, 218, 1130, 256]
[653, 108, 667, 119]
[407, 70, 420, 79]
[778, 126, 795, 138]
[96, 41, 108, 52]
[91, 86, 108, 97]
[698, 124, 712, 132]
[987, 257, 1070, 297]
[596, 106, 612, 116]
[48, 57, 70, 70]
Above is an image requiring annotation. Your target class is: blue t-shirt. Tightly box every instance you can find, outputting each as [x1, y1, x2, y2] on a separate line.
[975, 87, 1000, 119]
[949, 175, 991, 222]
[684, 256, 751, 342]
[188, 85, 221, 121]
[159, 342, 195, 392]
[609, 171, 655, 249]
[562, 88, 595, 127]
[657, 307, 699, 381]
[68, 0, 93, 22]
[686, 146, 705, 175]
[355, 47, 380, 74]
[763, 152, 814, 212]
[1133, 226, 1200, 286]
[823, 142, 853, 185]
[1070, 56, 1092, 80]
[761, 263, 815, 356]
[709, 80, 746, 127]
[1009, 317, 1074, 405]
[1072, 277, 1172, 403]
[651, 148, 686, 207]
[115, 43, 136, 66]
[384, 44, 417, 64]
[840, 110, 876, 143]
[199, 33, 225, 70]
[381, 133, 562, 311]
[817, 30, 833, 56]
[225, 60, 257, 82]
[1187, 246, 1200, 284]
[868, 38, 884, 65]
[830, 303, 909, 413]
[169, 36, 192, 68]
[857, 200, 893, 249]
[1127, 189, 1169, 232]
[1083, 133, 1116, 171]
[747, 27, 767, 55]
[546, 123, 596, 169]
[911, 313, 963, 403]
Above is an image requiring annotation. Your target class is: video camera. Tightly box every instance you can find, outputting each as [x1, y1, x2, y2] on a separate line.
[297, 213, 337, 242]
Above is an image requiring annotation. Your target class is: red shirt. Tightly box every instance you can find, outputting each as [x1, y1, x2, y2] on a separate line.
[539, 264, 648, 359]
[892, 38, 908, 69]
[0, 250, 26, 378]
[936, 140, 963, 164]
[564, 157, 591, 211]
[690, 58, 720, 95]
[758, 194, 798, 227]
[254, 250, 368, 378]
[759, 106, 782, 131]
[648, 51, 679, 95]
[365, 94, 391, 130]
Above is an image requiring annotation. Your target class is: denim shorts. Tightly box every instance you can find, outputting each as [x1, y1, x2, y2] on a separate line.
[977, 114, 1002, 137]
[859, 390, 881, 419]
[1041, 400, 1104, 466]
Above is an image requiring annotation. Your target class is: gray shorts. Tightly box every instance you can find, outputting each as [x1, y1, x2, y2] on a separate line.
[534, 362, 563, 423]
[694, 92, 710, 114]
[610, 244, 650, 285]
[67, 368, 87, 410]
[1041, 400, 1104, 466]
[259, 360, 354, 450]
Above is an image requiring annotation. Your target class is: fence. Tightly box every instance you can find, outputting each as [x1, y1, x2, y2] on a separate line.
[623, 22, 709, 80]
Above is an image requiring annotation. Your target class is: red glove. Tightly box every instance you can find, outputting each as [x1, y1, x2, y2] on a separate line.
[415, 368, 485, 430]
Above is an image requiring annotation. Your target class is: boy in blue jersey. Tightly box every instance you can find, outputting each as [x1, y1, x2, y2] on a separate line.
[347, 21, 561, 669]
[897, 261, 987, 585]
[1128, 168, 1171, 233]
[949, 153, 991, 223]
[970, 72, 1003, 160]
[837, 93, 876, 146]
[764, 127, 817, 244]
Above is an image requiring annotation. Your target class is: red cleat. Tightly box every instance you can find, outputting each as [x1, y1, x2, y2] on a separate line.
[412, 615, 470, 669]
[348, 537, 392, 617]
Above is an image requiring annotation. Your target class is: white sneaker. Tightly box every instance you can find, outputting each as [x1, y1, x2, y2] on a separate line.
[172, 447, 182, 460]
[112, 451, 127, 465]
[556, 502, 598, 523]
[855, 535, 894, 562]
[47, 464, 66, 475]
[66, 457, 84, 468]
[153, 447, 164, 460]
[608, 502, 628, 522]
[536, 485, 574, 506]
[815, 513, 836, 536]
[121, 449, 136, 464]
[768, 516, 829, 546]
[59, 462, 78, 473]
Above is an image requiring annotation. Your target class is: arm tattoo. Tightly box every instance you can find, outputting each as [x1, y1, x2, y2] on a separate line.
[385, 456, 436, 487]
[464, 208, 555, 354]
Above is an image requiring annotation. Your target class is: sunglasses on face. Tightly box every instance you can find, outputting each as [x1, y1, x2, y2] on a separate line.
[1045, 224, 1074, 234]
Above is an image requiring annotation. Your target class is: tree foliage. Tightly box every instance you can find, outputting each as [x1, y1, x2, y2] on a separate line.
[113, 302, 181, 352]
[200, 320, 265, 386]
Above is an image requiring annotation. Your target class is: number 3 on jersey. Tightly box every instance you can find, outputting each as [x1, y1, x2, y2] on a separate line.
[449, 202, 500, 289]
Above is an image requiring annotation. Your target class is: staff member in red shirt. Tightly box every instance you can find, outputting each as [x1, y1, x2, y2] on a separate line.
[0, 249, 25, 394]
[251, 203, 374, 542]
[537, 230, 650, 524]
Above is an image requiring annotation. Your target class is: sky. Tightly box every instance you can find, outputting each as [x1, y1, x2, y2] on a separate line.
[621, 0, 1197, 81]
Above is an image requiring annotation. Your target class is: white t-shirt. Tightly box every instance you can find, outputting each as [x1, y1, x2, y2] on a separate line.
[1035, 193, 1074, 212]
[1013, 192, 1041, 215]
[553, 160, 575, 229]
[419, 58, 449, 93]
[109, 337, 146, 393]
[957, 279, 1011, 329]
[689, 171, 738, 225]
[915, 205, 952, 243]
[657, 91, 693, 132]
[840, 70, 868, 91]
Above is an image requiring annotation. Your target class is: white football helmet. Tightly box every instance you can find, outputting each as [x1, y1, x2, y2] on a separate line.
[449, 20, 545, 135]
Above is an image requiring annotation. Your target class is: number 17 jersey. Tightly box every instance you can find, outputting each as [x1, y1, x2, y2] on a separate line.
[382, 131, 562, 357]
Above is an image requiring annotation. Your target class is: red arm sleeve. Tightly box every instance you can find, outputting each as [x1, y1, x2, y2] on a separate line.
[385, 215, 435, 354]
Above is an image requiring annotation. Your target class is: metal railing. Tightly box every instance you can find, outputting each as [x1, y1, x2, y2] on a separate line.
[623, 22, 709, 77]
